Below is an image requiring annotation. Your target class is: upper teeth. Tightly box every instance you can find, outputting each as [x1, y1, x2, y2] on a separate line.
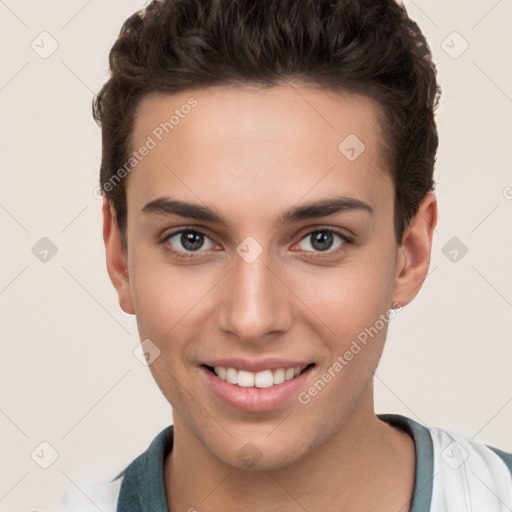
[214, 366, 306, 388]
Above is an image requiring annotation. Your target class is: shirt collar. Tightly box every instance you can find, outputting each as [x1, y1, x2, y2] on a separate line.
[378, 414, 434, 512]
[117, 414, 434, 512]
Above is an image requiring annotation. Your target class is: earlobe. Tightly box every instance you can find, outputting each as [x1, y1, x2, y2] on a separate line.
[391, 192, 437, 308]
[102, 199, 135, 315]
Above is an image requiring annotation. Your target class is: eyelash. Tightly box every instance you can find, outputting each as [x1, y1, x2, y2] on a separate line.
[159, 227, 354, 261]
[296, 228, 354, 260]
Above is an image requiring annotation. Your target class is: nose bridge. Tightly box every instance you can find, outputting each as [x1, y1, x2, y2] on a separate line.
[217, 248, 291, 341]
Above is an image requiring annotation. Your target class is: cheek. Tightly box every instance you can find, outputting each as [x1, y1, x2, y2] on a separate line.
[293, 273, 393, 431]
[128, 247, 209, 336]
[128, 258, 204, 405]
[291, 252, 395, 336]
[128, 252, 222, 392]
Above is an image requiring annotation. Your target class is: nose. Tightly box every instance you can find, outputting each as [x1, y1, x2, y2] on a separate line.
[216, 249, 293, 344]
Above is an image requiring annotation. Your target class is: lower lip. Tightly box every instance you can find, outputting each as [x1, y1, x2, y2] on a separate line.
[200, 365, 314, 412]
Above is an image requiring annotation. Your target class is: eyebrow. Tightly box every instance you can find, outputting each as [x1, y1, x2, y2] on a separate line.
[142, 195, 373, 225]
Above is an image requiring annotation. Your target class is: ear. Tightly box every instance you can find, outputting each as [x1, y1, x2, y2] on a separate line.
[391, 192, 437, 308]
[102, 199, 135, 315]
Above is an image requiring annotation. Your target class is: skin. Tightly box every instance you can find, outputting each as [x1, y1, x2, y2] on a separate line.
[103, 82, 437, 511]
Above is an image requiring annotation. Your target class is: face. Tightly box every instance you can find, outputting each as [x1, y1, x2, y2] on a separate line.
[104, 83, 433, 471]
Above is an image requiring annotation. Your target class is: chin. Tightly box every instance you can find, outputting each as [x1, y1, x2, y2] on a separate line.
[211, 433, 313, 472]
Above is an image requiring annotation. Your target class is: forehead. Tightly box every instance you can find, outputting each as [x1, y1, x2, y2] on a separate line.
[127, 83, 393, 222]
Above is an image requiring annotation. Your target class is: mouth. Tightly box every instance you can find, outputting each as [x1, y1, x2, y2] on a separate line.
[202, 363, 315, 389]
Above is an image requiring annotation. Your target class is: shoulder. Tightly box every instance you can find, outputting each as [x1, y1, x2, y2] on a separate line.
[379, 413, 512, 511]
[27, 426, 175, 512]
[427, 425, 512, 510]
[25, 471, 125, 512]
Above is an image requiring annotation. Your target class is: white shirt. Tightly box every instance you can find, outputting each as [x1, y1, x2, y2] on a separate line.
[27, 414, 512, 512]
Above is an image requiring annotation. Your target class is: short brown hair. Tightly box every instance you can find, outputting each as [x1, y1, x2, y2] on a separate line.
[93, 0, 440, 246]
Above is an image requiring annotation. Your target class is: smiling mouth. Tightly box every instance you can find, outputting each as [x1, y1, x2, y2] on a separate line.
[202, 364, 315, 389]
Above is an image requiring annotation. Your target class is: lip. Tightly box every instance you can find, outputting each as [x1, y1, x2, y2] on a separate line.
[199, 363, 315, 412]
[201, 358, 312, 373]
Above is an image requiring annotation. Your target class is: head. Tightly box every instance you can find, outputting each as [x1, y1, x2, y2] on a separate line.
[95, 0, 439, 470]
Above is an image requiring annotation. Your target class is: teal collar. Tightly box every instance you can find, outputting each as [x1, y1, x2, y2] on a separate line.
[378, 414, 434, 512]
[116, 414, 434, 512]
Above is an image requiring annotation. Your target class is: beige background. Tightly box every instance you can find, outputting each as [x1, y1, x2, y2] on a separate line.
[0, 0, 511, 510]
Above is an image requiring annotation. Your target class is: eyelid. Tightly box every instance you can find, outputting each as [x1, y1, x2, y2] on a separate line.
[159, 225, 354, 259]
[159, 225, 215, 242]
[295, 224, 353, 241]
[159, 227, 219, 256]
[292, 227, 353, 253]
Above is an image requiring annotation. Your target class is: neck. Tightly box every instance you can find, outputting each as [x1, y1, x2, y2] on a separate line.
[164, 390, 416, 512]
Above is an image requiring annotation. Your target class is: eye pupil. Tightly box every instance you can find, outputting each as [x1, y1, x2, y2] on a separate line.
[181, 231, 203, 251]
[311, 232, 333, 251]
